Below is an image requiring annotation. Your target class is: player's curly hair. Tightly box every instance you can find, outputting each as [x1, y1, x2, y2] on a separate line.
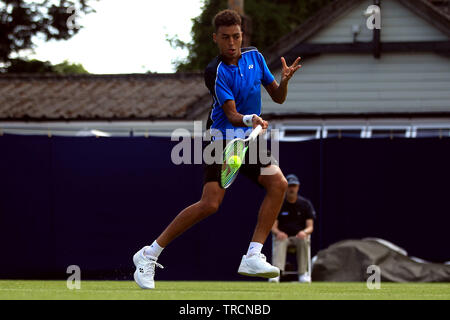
[213, 9, 242, 32]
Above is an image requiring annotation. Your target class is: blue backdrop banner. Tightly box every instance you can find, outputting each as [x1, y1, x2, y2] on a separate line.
[0, 134, 448, 280]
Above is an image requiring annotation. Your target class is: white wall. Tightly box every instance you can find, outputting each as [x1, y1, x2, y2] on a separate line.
[263, 53, 450, 115]
[262, 0, 450, 115]
[306, 0, 448, 44]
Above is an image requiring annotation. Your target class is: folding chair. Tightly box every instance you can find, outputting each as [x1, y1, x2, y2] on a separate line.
[278, 235, 312, 283]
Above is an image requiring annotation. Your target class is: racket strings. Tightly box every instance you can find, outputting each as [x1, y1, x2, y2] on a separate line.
[224, 140, 245, 160]
[221, 140, 245, 188]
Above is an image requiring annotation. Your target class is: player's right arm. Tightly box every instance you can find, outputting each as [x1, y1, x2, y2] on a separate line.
[222, 100, 268, 129]
[205, 62, 268, 130]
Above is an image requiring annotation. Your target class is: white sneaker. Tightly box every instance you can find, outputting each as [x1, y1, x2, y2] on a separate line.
[268, 276, 280, 283]
[238, 253, 280, 279]
[298, 273, 311, 283]
[133, 246, 164, 289]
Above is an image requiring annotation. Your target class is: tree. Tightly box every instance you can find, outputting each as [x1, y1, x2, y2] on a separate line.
[169, 0, 333, 72]
[52, 59, 88, 74]
[3, 58, 88, 73]
[4, 58, 54, 73]
[0, 0, 96, 63]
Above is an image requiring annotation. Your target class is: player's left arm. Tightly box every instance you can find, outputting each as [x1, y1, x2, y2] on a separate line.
[264, 57, 302, 104]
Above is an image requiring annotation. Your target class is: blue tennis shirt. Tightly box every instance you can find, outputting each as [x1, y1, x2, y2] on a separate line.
[204, 47, 275, 139]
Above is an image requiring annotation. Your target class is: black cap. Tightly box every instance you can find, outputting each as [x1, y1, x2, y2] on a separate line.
[286, 174, 300, 185]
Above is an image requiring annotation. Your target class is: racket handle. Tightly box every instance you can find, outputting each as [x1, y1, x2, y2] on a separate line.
[249, 125, 263, 142]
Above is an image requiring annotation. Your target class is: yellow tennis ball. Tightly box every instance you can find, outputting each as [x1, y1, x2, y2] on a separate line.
[228, 155, 242, 169]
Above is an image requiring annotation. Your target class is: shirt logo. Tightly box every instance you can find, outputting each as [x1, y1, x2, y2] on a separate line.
[281, 211, 289, 216]
[248, 64, 254, 69]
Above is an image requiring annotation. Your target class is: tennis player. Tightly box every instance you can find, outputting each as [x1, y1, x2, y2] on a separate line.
[133, 9, 302, 289]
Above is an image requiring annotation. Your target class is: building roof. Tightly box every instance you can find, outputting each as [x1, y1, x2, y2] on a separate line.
[427, 0, 450, 18]
[0, 73, 210, 121]
[1, 0, 449, 121]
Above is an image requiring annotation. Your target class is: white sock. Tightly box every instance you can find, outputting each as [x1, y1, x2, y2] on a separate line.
[144, 240, 164, 259]
[246, 242, 263, 257]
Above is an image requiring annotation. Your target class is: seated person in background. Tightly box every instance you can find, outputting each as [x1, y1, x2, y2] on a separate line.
[270, 174, 316, 283]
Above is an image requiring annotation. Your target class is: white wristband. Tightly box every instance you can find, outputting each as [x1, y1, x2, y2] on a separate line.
[243, 114, 255, 127]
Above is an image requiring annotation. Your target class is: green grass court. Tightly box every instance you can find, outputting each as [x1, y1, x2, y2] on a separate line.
[0, 281, 449, 300]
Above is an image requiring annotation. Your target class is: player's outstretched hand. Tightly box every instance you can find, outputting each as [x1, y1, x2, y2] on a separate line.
[252, 115, 268, 130]
[281, 56, 302, 83]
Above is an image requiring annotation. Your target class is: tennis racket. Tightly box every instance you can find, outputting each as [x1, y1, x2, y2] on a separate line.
[220, 125, 263, 188]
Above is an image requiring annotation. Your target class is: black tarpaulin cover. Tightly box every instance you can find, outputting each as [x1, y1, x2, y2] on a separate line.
[312, 238, 450, 282]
